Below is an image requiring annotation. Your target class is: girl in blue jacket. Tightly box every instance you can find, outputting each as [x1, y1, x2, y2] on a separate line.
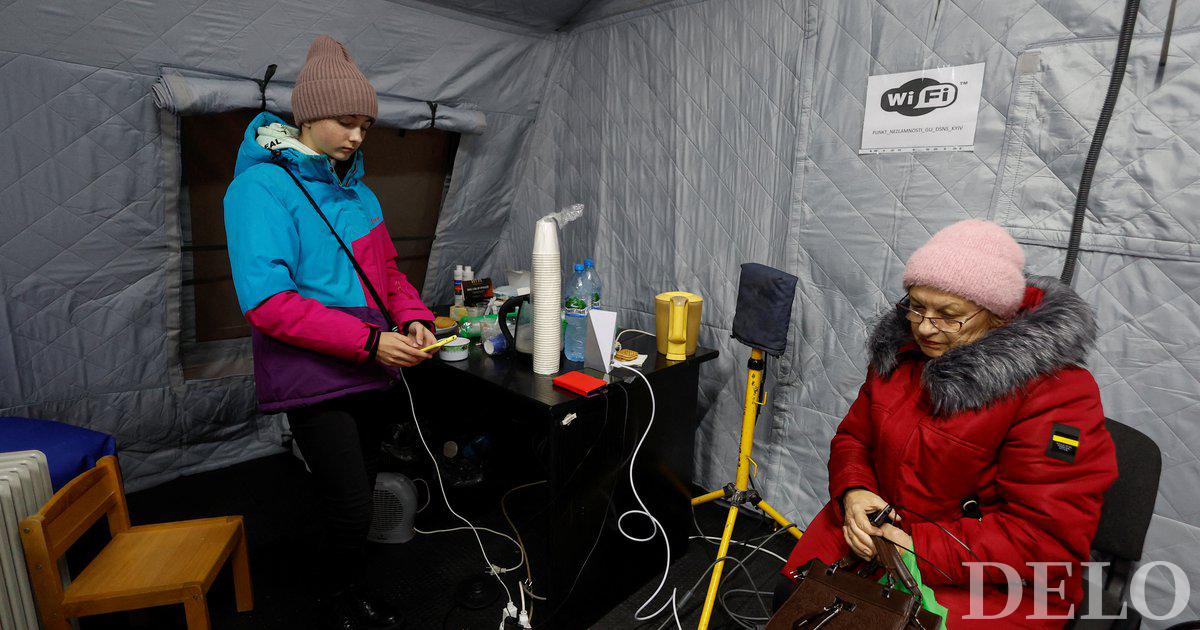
[224, 35, 435, 630]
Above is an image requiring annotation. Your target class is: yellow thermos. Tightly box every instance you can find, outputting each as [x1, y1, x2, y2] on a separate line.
[655, 291, 703, 360]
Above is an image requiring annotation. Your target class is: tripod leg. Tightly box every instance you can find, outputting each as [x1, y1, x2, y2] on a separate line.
[698, 502, 740, 630]
[692, 488, 727, 506]
[697, 349, 772, 629]
[757, 499, 803, 540]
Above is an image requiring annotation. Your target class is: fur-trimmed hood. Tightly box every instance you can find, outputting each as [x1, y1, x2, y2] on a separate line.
[868, 275, 1098, 416]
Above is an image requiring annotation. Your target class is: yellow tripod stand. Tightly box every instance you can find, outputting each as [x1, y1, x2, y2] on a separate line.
[691, 348, 802, 630]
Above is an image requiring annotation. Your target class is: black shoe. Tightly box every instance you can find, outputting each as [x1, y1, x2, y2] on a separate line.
[323, 589, 402, 630]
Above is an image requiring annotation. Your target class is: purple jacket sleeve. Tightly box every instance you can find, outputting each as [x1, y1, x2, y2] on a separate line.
[246, 291, 378, 363]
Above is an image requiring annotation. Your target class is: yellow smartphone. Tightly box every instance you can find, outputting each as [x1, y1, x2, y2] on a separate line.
[420, 335, 458, 353]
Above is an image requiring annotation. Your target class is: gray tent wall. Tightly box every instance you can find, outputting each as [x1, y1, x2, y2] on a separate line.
[498, 0, 1200, 624]
[0, 0, 557, 489]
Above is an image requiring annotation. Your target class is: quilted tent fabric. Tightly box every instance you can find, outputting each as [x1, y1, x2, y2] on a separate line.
[499, 0, 1200, 623]
[151, 67, 489, 134]
[994, 29, 1200, 263]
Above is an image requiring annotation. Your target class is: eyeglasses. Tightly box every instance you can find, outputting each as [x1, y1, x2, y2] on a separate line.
[896, 297, 985, 334]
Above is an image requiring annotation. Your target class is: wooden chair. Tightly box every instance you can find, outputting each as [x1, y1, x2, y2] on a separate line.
[17, 456, 252, 629]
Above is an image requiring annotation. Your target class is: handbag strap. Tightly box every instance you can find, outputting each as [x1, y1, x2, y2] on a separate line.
[834, 538, 919, 592]
[875, 537, 920, 594]
[793, 598, 848, 630]
[272, 161, 398, 333]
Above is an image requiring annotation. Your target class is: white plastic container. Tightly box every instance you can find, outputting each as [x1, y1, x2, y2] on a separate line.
[439, 337, 471, 362]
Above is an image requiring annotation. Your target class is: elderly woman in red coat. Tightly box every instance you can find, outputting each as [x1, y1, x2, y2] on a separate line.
[779, 220, 1118, 629]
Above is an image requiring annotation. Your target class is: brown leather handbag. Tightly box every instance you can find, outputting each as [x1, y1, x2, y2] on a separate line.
[767, 536, 943, 630]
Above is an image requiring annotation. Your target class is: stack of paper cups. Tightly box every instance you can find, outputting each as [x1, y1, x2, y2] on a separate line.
[531, 218, 562, 375]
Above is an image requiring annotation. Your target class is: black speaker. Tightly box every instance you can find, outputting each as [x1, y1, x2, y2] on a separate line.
[730, 263, 798, 357]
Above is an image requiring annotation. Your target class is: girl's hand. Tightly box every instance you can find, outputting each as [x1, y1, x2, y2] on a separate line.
[407, 322, 439, 354]
[376, 331, 430, 367]
[842, 489, 900, 559]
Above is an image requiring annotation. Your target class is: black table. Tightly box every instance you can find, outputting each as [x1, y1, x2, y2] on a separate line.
[404, 333, 718, 626]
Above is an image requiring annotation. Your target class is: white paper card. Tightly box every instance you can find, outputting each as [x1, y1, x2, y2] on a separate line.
[615, 353, 648, 368]
[584, 309, 617, 373]
[859, 63, 985, 154]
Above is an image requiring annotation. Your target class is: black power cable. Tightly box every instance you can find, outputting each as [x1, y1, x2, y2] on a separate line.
[1061, 0, 1141, 286]
[1154, 0, 1180, 86]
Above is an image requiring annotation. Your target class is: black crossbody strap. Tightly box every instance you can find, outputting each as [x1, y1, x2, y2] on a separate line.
[273, 161, 398, 333]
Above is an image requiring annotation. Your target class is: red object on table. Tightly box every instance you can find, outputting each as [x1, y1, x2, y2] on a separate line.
[552, 371, 608, 397]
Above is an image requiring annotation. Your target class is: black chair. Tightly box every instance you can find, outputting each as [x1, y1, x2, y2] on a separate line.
[1069, 418, 1162, 629]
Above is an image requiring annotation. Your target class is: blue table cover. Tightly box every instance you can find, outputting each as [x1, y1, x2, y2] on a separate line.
[0, 417, 117, 490]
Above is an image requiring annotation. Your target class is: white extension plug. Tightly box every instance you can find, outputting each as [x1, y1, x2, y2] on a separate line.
[498, 601, 519, 630]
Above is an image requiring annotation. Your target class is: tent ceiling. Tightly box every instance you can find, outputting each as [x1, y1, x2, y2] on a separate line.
[411, 0, 593, 29]
[406, 0, 665, 30]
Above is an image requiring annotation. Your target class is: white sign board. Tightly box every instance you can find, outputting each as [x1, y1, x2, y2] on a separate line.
[859, 63, 985, 154]
[584, 309, 617, 373]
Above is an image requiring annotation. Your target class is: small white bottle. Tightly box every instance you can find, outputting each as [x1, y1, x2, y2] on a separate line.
[454, 265, 464, 307]
[464, 266, 475, 281]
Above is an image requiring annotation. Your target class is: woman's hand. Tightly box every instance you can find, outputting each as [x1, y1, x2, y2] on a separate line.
[375, 331, 430, 367]
[879, 524, 913, 553]
[842, 489, 900, 559]
[407, 322, 439, 354]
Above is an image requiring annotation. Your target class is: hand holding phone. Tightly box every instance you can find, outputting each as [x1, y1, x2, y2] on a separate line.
[420, 335, 458, 353]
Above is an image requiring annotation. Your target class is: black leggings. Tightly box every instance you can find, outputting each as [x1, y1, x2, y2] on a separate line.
[288, 389, 392, 593]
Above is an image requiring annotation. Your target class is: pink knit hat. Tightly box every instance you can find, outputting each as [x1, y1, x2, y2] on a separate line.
[902, 220, 1026, 319]
[291, 35, 378, 125]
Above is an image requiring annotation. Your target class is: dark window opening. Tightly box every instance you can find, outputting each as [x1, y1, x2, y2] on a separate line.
[178, 109, 458, 379]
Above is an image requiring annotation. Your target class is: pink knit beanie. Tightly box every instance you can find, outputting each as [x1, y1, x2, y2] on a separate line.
[291, 35, 378, 125]
[902, 220, 1026, 319]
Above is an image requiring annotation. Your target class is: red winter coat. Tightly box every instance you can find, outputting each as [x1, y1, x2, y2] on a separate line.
[783, 277, 1117, 629]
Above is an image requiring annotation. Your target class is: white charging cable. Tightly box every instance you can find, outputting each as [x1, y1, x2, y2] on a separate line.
[613, 364, 682, 630]
[396, 367, 515, 610]
[413, 526, 524, 574]
[615, 328, 654, 345]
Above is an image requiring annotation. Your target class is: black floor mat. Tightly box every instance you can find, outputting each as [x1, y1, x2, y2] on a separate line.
[591, 501, 796, 629]
[70, 452, 798, 629]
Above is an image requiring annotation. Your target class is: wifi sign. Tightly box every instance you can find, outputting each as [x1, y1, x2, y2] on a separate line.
[881, 77, 959, 117]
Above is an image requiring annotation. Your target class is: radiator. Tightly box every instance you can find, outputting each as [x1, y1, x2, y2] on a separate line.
[0, 451, 55, 630]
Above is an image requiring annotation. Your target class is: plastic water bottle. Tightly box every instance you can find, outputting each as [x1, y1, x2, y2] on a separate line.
[584, 258, 602, 307]
[564, 263, 591, 361]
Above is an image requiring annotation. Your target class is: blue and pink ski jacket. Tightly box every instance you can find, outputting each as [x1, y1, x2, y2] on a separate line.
[224, 112, 433, 412]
